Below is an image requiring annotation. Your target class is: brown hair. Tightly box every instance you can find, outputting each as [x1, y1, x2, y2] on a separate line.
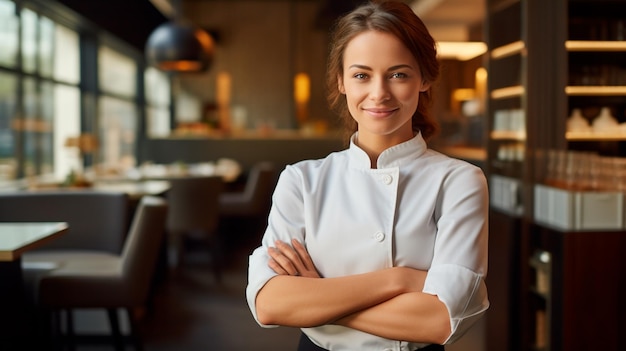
[326, 0, 440, 142]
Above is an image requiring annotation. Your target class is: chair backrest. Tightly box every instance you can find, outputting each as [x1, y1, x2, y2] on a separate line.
[166, 176, 223, 233]
[241, 162, 277, 215]
[219, 162, 277, 217]
[0, 190, 129, 254]
[120, 196, 168, 306]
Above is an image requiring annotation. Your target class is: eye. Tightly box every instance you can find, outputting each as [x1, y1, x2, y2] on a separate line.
[353, 73, 368, 80]
[390, 72, 408, 79]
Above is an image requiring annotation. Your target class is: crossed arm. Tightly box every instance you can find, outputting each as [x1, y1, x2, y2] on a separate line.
[254, 239, 451, 345]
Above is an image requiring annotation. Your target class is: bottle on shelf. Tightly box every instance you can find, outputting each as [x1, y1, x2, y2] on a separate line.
[591, 107, 619, 133]
[566, 108, 591, 133]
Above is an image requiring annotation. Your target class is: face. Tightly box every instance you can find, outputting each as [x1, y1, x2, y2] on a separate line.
[338, 30, 430, 146]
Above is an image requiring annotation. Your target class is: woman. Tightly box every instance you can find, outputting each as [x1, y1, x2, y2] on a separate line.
[246, 1, 489, 350]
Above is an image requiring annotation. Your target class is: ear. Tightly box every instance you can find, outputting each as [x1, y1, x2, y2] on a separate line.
[419, 81, 431, 92]
[338, 75, 346, 94]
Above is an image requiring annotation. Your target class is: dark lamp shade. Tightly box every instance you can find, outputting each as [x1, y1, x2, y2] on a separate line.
[145, 22, 215, 73]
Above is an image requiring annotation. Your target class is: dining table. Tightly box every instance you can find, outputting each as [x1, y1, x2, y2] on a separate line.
[0, 222, 69, 347]
[91, 179, 171, 200]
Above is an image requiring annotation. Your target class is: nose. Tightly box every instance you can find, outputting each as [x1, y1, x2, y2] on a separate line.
[369, 77, 390, 102]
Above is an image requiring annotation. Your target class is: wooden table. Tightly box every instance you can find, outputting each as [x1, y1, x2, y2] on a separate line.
[0, 222, 68, 347]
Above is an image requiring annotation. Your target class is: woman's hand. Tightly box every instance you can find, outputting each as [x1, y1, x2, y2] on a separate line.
[268, 239, 321, 278]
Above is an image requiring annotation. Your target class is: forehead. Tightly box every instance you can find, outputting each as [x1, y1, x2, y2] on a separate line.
[343, 30, 416, 67]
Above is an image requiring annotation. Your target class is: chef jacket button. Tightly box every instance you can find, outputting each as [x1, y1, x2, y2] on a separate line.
[374, 232, 385, 242]
[381, 174, 393, 184]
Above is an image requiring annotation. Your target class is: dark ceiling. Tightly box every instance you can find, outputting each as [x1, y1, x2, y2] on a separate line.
[56, 0, 167, 51]
[53, 0, 379, 51]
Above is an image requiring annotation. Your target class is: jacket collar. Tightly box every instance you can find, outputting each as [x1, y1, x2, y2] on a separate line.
[348, 132, 428, 170]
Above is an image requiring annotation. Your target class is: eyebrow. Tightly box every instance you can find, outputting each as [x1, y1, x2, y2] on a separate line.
[348, 64, 415, 71]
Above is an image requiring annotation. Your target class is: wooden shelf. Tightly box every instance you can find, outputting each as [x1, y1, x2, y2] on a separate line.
[566, 131, 626, 141]
[491, 130, 527, 140]
[565, 86, 626, 96]
[491, 85, 525, 99]
[566, 40, 626, 52]
[491, 40, 526, 59]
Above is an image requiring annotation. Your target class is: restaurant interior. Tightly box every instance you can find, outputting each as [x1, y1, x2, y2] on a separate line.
[0, 0, 624, 350]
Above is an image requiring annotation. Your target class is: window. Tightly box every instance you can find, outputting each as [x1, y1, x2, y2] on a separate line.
[54, 84, 80, 180]
[21, 8, 38, 73]
[0, 0, 18, 68]
[53, 22, 79, 84]
[99, 96, 137, 172]
[99, 46, 136, 98]
[98, 45, 138, 172]
[0, 3, 81, 181]
[0, 72, 17, 182]
[145, 67, 171, 137]
[0, 0, 171, 182]
[38, 16, 54, 78]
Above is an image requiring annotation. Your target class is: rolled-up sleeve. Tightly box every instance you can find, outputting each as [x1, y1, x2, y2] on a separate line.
[424, 163, 489, 343]
[422, 264, 489, 343]
[246, 247, 279, 327]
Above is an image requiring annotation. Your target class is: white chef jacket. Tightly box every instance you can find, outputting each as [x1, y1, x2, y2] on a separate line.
[246, 132, 489, 351]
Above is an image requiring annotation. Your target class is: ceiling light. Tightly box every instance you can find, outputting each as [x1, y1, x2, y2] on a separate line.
[145, 21, 215, 73]
[436, 41, 488, 61]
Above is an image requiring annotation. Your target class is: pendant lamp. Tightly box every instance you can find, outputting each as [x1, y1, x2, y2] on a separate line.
[145, 1, 214, 73]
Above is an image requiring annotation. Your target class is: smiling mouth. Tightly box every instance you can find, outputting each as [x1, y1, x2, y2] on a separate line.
[363, 107, 398, 117]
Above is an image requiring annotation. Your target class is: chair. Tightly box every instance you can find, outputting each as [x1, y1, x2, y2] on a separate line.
[218, 162, 277, 248]
[166, 176, 223, 280]
[35, 196, 168, 351]
[219, 161, 277, 218]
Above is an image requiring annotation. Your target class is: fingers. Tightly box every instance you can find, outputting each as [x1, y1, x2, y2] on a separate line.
[289, 239, 321, 278]
[267, 239, 321, 278]
[276, 240, 305, 267]
[292, 239, 316, 270]
[268, 246, 300, 276]
[267, 258, 288, 275]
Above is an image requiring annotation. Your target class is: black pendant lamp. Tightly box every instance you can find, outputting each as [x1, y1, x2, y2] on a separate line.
[145, 1, 214, 73]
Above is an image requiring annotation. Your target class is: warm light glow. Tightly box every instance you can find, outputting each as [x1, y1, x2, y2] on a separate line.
[475, 67, 488, 82]
[491, 85, 525, 99]
[452, 88, 475, 101]
[294, 73, 311, 126]
[491, 40, 525, 59]
[156, 60, 205, 72]
[565, 40, 626, 51]
[565, 86, 626, 96]
[475, 67, 487, 114]
[216, 71, 232, 106]
[451, 88, 475, 115]
[216, 71, 232, 131]
[64, 134, 99, 154]
[436, 41, 487, 61]
[294, 73, 310, 104]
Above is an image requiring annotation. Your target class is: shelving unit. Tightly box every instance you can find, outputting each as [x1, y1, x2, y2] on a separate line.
[485, 1, 626, 351]
[566, 1, 626, 154]
[485, 2, 527, 351]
